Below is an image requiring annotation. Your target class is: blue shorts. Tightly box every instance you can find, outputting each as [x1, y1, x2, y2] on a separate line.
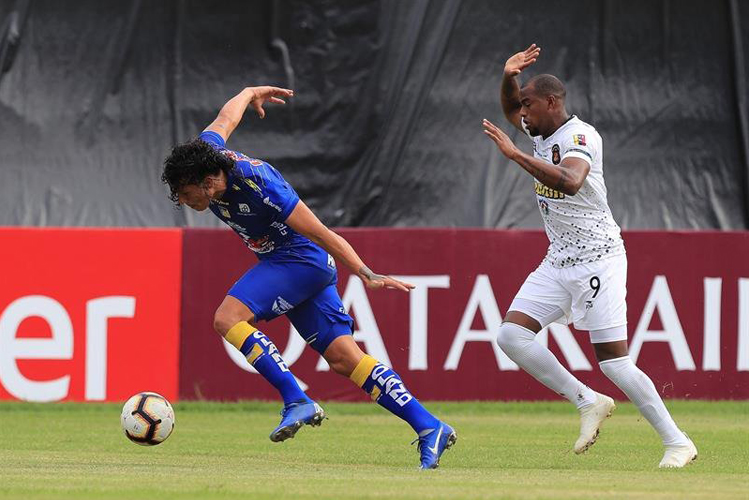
[227, 250, 354, 354]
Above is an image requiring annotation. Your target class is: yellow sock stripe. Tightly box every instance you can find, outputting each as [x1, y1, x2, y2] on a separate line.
[246, 343, 264, 365]
[349, 355, 378, 388]
[369, 386, 381, 401]
[224, 321, 258, 350]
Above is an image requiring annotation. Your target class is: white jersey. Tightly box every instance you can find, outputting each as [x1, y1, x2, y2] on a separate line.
[523, 115, 625, 268]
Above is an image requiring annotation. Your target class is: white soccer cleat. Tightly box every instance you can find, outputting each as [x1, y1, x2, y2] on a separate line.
[573, 393, 615, 454]
[659, 434, 698, 468]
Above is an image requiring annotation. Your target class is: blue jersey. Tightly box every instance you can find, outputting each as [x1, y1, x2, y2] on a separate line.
[200, 131, 321, 262]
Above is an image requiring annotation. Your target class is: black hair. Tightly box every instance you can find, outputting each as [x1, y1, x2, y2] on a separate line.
[524, 74, 567, 100]
[161, 139, 236, 205]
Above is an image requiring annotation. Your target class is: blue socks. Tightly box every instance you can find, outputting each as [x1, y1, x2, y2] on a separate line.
[225, 322, 310, 405]
[350, 355, 440, 434]
[227, 323, 442, 435]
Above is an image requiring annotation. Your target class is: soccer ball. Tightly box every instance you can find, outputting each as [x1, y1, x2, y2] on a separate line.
[121, 392, 175, 446]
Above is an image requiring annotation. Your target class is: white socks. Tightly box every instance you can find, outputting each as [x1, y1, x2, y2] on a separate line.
[599, 356, 688, 446]
[497, 322, 596, 409]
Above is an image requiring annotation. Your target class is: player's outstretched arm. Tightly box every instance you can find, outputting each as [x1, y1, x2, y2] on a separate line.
[482, 118, 590, 195]
[501, 44, 540, 131]
[284, 201, 414, 292]
[203, 86, 293, 142]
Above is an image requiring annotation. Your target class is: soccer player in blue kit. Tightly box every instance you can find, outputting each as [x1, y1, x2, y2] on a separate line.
[161, 85, 456, 469]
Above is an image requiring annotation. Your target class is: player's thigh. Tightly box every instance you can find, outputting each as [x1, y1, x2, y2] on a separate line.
[227, 259, 333, 324]
[508, 261, 571, 329]
[565, 254, 628, 333]
[286, 282, 354, 357]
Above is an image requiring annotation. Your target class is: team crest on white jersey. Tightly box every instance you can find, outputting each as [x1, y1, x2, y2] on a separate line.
[551, 144, 561, 164]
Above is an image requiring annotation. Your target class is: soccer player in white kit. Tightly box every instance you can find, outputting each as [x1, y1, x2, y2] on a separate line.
[481, 44, 697, 468]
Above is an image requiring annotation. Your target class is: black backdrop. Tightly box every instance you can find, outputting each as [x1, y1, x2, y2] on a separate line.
[0, 0, 747, 229]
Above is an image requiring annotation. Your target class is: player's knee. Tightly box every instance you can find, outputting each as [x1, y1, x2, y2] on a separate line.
[212, 314, 231, 337]
[213, 304, 256, 337]
[496, 323, 515, 352]
[497, 322, 533, 356]
[213, 310, 242, 337]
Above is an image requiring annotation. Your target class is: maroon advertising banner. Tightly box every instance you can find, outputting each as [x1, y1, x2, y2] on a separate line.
[179, 229, 748, 402]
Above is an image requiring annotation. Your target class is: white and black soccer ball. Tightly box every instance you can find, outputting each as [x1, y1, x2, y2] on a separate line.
[121, 392, 175, 446]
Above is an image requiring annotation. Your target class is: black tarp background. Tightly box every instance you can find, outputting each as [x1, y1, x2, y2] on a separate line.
[0, 0, 747, 229]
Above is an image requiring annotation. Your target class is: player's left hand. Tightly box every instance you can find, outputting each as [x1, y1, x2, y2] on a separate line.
[248, 86, 294, 119]
[483, 118, 519, 159]
[360, 270, 415, 292]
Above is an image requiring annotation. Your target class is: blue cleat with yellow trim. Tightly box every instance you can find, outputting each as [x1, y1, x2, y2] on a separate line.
[414, 422, 457, 469]
[269, 400, 326, 442]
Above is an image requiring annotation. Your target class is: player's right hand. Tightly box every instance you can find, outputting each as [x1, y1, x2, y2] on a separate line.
[504, 44, 540, 77]
[248, 86, 294, 119]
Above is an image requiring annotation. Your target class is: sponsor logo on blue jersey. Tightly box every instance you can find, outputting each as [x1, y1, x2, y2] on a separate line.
[263, 196, 282, 212]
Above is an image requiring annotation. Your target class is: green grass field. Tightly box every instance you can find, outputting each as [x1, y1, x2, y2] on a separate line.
[0, 400, 746, 500]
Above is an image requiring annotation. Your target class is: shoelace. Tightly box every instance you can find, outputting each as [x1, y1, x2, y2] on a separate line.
[279, 403, 298, 418]
[411, 436, 427, 454]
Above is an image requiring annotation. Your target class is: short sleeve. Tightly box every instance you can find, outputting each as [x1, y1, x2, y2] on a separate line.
[237, 161, 300, 222]
[198, 130, 226, 148]
[560, 129, 595, 166]
[269, 179, 300, 221]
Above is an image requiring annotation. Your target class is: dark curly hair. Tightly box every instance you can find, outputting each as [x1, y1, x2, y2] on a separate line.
[161, 139, 236, 205]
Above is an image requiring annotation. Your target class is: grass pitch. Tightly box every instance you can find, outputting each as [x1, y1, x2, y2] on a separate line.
[0, 400, 746, 500]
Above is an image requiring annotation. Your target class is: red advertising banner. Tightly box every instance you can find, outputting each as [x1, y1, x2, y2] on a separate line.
[0, 229, 182, 402]
[179, 229, 749, 402]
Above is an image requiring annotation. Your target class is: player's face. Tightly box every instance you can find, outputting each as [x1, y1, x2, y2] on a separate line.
[177, 184, 211, 211]
[518, 88, 547, 136]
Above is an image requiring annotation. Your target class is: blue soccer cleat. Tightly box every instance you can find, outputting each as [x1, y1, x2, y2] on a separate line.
[414, 422, 457, 469]
[269, 400, 326, 442]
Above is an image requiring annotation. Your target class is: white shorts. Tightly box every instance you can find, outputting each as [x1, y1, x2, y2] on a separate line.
[508, 254, 628, 343]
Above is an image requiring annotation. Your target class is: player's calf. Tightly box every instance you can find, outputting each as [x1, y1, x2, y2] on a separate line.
[599, 355, 694, 466]
[223, 321, 312, 405]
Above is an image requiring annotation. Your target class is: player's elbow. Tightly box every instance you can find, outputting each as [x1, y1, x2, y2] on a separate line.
[562, 177, 586, 196]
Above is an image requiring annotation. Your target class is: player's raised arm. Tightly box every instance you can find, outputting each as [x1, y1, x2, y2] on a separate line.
[284, 201, 414, 292]
[203, 86, 293, 141]
[500, 44, 540, 131]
